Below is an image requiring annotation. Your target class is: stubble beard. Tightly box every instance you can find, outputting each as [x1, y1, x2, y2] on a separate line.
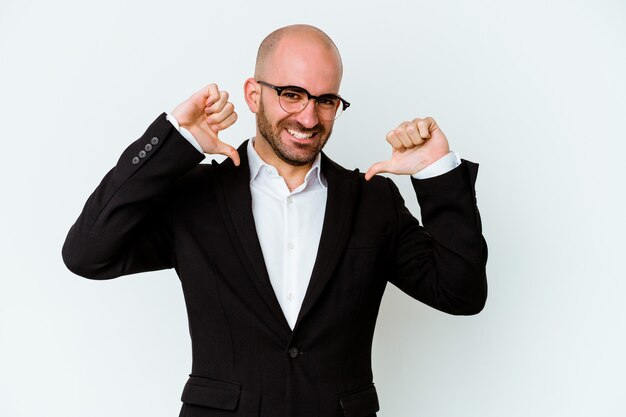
[256, 100, 332, 167]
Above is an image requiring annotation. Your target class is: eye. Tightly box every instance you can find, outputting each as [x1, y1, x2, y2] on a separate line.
[318, 96, 340, 107]
[281, 89, 305, 102]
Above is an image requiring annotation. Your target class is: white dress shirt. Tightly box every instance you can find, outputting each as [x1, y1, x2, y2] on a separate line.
[247, 138, 327, 328]
[166, 113, 460, 328]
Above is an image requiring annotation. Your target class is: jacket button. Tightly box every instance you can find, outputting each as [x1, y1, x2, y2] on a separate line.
[150, 136, 159, 145]
[144, 143, 153, 152]
[288, 347, 299, 359]
[138, 150, 147, 158]
[132, 156, 140, 164]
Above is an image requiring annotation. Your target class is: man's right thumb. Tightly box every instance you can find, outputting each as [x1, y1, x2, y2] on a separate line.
[216, 143, 240, 167]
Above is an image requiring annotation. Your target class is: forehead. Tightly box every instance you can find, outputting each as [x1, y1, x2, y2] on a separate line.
[265, 36, 342, 94]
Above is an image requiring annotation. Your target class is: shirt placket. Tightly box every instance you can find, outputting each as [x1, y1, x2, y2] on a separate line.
[284, 192, 299, 327]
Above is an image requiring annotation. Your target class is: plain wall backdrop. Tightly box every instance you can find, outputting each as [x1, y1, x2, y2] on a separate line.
[1, 0, 625, 416]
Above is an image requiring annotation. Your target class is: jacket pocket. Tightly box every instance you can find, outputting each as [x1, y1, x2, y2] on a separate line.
[181, 375, 242, 411]
[339, 383, 380, 417]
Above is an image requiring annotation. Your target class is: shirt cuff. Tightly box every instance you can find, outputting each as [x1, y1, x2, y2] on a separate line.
[411, 151, 461, 180]
[166, 113, 204, 154]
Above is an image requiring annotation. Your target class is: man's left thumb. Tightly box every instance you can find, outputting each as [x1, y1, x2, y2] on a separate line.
[364, 160, 390, 181]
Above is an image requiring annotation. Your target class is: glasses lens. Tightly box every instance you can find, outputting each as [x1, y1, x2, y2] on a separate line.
[278, 88, 344, 121]
[278, 88, 307, 113]
[317, 96, 342, 121]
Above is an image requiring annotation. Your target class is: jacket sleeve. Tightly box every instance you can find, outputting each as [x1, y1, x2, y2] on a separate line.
[388, 160, 488, 315]
[61, 113, 206, 279]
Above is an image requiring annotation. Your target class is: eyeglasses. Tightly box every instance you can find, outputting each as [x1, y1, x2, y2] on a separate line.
[256, 80, 350, 121]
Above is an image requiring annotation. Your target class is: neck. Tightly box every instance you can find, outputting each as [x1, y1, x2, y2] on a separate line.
[253, 134, 314, 192]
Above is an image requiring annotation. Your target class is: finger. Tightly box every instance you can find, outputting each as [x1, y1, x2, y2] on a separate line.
[209, 110, 238, 132]
[213, 140, 241, 167]
[195, 83, 220, 109]
[405, 122, 425, 147]
[204, 84, 220, 107]
[385, 130, 405, 150]
[205, 91, 229, 114]
[394, 123, 414, 148]
[206, 101, 235, 125]
[415, 118, 432, 139]
[364, 160, 391, 181]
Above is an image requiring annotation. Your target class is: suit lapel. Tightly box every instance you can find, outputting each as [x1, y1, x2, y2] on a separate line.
[213, 142, 361, 335]
[293, 152, 361, 330]
[212, 141, 292, 336]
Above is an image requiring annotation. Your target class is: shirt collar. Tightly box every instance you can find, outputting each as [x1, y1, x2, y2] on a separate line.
[246, 137, 327, 189]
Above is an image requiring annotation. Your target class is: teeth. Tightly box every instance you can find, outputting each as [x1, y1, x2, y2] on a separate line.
[287, 128, 313, 140]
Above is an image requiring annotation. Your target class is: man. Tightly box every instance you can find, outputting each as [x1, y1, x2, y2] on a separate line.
[62, 24, 487, 417]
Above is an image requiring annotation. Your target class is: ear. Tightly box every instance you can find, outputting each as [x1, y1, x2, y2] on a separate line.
[244, 78, 261, 113]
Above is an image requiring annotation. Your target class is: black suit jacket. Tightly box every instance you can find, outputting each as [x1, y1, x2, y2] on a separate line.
[62, 112, 487, 417]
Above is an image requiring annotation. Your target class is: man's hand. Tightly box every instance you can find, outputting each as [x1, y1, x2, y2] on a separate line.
[171, 83, 240, 166]
[365, 117, 450, 181]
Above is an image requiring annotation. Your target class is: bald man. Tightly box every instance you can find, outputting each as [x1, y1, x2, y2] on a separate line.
[63, 24, 487, 417]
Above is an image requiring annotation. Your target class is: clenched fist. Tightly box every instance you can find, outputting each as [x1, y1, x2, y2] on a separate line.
[171, 83, 240, 166]
[365, 117, 450, 180]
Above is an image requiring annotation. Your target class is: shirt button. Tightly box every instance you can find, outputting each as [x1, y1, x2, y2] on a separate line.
[150, 136, 159, 145]
[144, 143, 153, 152]
[132, 156, 140, 164]
[288, 242, 294, 250]
[138, 150, 147, 158]
[288, 347, 299, 359]
[287, 293, 293, 301]
[287, 196, 293, 204]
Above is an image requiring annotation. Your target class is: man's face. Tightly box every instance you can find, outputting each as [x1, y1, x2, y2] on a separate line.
[254, 34, 343, 167]
[256, 97, 333, 166]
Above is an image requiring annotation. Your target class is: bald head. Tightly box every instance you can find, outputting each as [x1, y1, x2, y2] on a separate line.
[254, 24, 343, 84]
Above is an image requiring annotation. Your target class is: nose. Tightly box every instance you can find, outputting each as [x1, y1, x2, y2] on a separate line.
[294, 99, 320, 129]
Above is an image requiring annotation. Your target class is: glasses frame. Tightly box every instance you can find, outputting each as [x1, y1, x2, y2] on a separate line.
[256, 80, 350, 120]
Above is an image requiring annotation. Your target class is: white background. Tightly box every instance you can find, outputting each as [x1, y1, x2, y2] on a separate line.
[1, 0, 625, 416]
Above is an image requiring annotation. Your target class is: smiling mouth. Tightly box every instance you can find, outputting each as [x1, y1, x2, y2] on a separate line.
[286, 128, 316, 140]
